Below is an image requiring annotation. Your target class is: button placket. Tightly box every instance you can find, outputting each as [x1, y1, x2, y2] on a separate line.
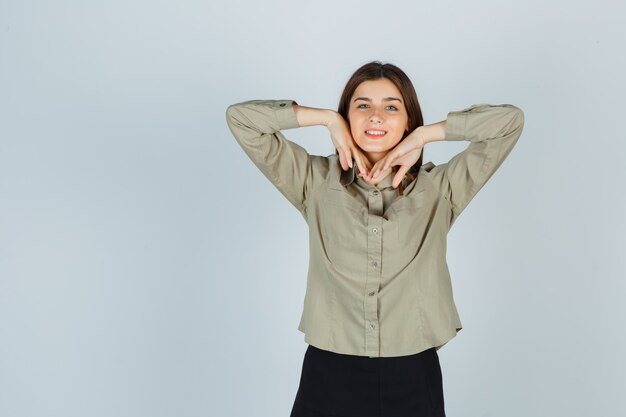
[364, 186, 383, 357]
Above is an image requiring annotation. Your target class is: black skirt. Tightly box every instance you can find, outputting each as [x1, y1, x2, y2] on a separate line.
[290, 344, 446, 417]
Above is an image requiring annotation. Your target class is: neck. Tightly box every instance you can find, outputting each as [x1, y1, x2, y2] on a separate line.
[364, 150, 387, 166]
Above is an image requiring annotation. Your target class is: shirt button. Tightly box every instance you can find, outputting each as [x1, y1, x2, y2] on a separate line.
[372, 190, 379, 196]
[368, 291, 375, 296]
[369, 323, 376, 330]
[372, 228, 378, 235]
[372, 261, 378, 267]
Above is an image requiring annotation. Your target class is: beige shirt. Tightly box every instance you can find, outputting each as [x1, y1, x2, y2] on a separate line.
[225, 99, 525, 357]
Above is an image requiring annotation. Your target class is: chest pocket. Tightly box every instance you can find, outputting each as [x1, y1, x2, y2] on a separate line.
[389, 190, 429, 253]
[319, 189, 366, 269]
[391, 191, 428, 212]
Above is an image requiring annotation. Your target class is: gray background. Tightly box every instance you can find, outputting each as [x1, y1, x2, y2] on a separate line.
[1, 1, 624, 416]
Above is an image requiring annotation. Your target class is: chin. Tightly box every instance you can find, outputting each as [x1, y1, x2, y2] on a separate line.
[358, 142, 394, 153]
[358, 136, 401, 151]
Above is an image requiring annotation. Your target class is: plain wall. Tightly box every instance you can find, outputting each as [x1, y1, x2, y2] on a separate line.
[1, 1, 625, 416]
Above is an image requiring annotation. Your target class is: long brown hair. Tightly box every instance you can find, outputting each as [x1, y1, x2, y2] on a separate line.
[335, 61, 424, 195]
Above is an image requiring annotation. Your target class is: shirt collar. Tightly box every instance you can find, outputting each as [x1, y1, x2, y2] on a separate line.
[339, 162, 421, 188]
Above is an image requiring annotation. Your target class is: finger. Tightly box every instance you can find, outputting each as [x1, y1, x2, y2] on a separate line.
[371, 158, 387, 179]
[368, 163, 379, 180]
[337, 148, 347, 171]
[393, 165, 410, 188]
[363, 161, 375, 180]
[353, 150, 369, 177]
[361, 151, 372, 172]
[342, 149, 351, 171]
[362, 156, 371, 176]
[345, 147, 353, 168]
[382, 152, 397, 172]
[355, 155, 367, 178]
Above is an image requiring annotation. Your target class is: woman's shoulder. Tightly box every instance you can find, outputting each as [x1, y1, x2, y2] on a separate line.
[310, 153, 334, 172]
[303, 153, 335, 189]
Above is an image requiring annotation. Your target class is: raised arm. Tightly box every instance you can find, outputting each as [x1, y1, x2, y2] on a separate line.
[426, 103, 525, 226]
[226, 99, 367, 214]
[225, 99, 334, 216]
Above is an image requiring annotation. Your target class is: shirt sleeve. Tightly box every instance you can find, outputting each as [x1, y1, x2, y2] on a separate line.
[428, 103, 525, 226]
[225, 99, 311, 215]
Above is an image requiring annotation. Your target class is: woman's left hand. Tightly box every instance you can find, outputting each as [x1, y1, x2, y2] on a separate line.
[363, 130, 426, 188]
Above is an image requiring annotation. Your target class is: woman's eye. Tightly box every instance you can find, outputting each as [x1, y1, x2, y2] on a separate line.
[357, 104, 398, 110]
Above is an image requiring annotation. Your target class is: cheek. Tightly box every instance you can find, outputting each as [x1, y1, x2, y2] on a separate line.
[388, 121, 407, 139]
[390, 119, 407, 131]
[383, 133, 404, 149]
[349, 121, 365, 140]
[350, 127, 362, 143]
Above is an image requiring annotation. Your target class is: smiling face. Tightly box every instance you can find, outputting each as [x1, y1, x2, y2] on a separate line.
[347, 78, 409, 165]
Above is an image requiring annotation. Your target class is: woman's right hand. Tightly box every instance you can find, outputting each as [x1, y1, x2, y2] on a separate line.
[327, 112, 371, 177]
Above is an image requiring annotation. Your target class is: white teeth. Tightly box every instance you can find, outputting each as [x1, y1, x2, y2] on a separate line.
[366, 130, 386, 135]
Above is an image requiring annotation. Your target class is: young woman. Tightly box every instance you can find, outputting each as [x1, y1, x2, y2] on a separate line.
[225, 61, 525, 417]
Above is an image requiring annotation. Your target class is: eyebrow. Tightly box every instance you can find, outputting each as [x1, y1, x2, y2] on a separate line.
[353, 97, 403, 103]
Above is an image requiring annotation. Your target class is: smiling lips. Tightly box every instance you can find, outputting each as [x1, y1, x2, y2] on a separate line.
[365, 129, 387, 139]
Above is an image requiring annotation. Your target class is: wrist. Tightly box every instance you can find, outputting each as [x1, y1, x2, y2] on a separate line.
[325, 110, 348, 131]
[416, 121, 446, 144]
[294, 104, 337, 128]
[412, 126, 429, 146]
[323, 109, 340, 127]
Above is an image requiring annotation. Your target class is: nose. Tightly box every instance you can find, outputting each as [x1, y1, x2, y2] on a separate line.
[369, 108, 383, 124]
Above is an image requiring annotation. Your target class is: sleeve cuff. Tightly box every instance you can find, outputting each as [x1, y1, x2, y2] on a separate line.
[444, 110, 467, 141]
[445, 103, 497, 141]
[274, 99, 300, 130]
